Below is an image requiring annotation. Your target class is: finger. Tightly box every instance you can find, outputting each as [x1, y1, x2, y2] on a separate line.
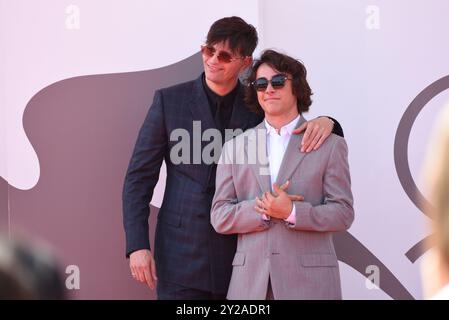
[273, 183, 286, 196]
[263, 192, 269, 202]
[313, 130, 328, 151]
[256, 198, 269, 214]
[272, 183, 280, 196]
[261, 194, 273, 213]
[254, 198, 268, 214]
[150, 257, 158, 281]
[260, 194, 269, 209]
[136, 268, 146, 283]
[130, 266, 137, 279]
[288, 195, 304, 201]
[293, 122, 307, 135]
[264, 191, 275, 202]
[255, 197, 265, 209]
[132, 266, 140, 281]
[301, 125, 318, 152]
[322, 117, 334, 134]
[143, 266, 155, 289]
[279, 180, 290, 190]
[301, 123, 314, 148]
[306, 129, 322, 152]
[254, 206, 267, 215]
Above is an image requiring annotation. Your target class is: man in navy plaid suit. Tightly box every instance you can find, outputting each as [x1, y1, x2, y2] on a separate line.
[122, 16, 344, 299]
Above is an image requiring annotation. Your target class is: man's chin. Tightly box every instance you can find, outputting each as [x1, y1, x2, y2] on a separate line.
[205, 74, 224, 85]
[206, 69, 221, 76]
[262, 106, 282, 115]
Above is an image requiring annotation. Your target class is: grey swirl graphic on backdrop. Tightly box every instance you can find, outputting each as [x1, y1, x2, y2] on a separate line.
[394, 75, 449, 263]
[6, 53, 203, 299]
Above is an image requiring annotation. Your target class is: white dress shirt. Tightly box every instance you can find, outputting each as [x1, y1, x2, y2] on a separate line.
[262, 114, 300, 224]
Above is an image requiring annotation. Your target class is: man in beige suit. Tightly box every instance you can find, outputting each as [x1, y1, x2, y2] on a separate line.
[211, 50, 354, 300]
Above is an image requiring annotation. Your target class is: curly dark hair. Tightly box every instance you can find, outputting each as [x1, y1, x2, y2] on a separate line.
[206, 16, 258, 57]
[244, 49, 313, 115]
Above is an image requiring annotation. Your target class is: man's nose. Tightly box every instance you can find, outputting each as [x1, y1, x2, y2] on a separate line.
[208, 52, 220, 64]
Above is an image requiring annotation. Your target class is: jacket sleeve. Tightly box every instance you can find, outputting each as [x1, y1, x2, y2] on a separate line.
[328, 116, 344, 137]
[122, 90, 167, 257]
[210, 142, 269, 235]
[288, 137, 354, 232]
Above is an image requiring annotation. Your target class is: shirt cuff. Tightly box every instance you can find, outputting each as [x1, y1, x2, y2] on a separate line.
[285, 204, 296, 225]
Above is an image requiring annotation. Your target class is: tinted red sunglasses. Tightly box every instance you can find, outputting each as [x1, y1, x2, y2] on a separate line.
[201, 45, 244, 63]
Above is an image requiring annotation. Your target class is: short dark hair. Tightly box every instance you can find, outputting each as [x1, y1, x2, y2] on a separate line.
[206, 16, 258, 57]
[244, 49, 313, 115]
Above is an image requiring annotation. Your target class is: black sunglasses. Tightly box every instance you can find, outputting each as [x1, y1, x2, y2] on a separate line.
[251, 74, 292, 91]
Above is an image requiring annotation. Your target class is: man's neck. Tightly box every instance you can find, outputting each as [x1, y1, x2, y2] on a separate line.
[265, 109, 299, 134]
[205, 77, 239, 96]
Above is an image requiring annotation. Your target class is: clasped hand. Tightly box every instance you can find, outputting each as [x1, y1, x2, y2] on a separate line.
[254, 180, 304, 220]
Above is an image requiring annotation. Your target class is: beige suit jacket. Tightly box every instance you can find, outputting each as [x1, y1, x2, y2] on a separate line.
[211, 117, 354, 299]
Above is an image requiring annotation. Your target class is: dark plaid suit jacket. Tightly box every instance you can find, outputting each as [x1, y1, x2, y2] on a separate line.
[122, 74, 263, 294]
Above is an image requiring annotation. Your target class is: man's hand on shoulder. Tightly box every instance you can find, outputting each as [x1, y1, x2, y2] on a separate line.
[294, 116, 334, 153]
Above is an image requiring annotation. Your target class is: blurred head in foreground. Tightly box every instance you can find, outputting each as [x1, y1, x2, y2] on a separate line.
[421, 103, 449, 299]
[0, 234, 65, 299]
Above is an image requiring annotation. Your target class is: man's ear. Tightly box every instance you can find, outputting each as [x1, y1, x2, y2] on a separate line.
[239, 56, 253, 76]
[244, 56, 253, 69]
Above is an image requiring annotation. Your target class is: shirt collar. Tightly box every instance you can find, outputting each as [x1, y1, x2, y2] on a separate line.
[264, 114, 301, 137]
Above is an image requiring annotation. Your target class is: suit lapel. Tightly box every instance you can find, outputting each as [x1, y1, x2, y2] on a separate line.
[246, 121, 271, 193]
[275, 116, 308, 186]
[188, 74, 216, 132]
